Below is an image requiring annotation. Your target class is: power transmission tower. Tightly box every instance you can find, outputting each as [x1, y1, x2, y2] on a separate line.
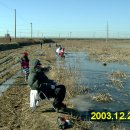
[106, 22, 109, 43]
[30, 22, 32, 38]
[14, 9, 16, 39]
[70, 32, 72, 38]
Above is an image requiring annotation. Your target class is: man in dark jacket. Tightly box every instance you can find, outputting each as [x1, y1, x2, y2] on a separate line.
[28, 59, 66, 111]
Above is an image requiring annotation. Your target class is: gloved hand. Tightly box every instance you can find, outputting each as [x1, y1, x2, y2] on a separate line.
[48, 66, 52, 70]
[51, 85, 55, 89]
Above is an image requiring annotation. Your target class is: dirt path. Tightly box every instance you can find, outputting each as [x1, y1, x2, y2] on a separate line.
[0, 42, 82, 130]
[0, 67, 81, 130]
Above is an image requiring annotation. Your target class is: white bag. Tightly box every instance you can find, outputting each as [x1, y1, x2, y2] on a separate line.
[30, 90, 39, 109]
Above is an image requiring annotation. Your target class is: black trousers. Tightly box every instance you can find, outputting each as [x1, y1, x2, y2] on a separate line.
[53, 85, 66, 109]
[39, 84, 66, 109]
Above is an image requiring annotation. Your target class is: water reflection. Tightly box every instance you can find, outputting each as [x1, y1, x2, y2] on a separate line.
[57, 52, 130, 130]
[0, 71, 20, 96]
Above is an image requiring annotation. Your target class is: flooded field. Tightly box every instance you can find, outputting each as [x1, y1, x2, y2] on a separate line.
[57, 51, 130, 130]
[0, 39, 130, 130]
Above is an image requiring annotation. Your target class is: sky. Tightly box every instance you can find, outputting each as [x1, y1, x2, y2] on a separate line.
[0, 0, 130, 38]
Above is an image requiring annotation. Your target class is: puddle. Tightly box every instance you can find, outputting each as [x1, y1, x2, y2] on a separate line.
[0, 71, 21, 96]
[57, 52, 130, 130]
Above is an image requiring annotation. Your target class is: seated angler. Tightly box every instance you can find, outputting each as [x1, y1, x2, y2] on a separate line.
[28, 59, 66, 111]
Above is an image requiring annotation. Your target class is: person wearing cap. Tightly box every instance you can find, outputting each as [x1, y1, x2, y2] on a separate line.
[20, 51, 29, 81]
[28, 59, 66, 111]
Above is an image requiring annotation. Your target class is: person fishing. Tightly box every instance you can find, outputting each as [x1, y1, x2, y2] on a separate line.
[56, 45, 65, 58]
[40, 40, 44, 49]
[56, 45, 62, 55]
[28, 59, 66, 111]
[20, 51, 29, 81]
[59, 47, 65, 58]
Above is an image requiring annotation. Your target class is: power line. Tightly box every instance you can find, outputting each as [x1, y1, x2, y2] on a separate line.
[14, 9, 16, 39]
[0, 0, 13, 10]
[106, 21, 109, 43]
[0, 1, 29, 23]
[0, 1, 32, 37]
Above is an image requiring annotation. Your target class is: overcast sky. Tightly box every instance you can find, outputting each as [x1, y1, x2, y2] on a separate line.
[0, 0, 130, 38]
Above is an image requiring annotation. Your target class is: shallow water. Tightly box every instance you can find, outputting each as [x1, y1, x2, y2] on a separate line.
[0, 77, 16, 96]
[57, 52, 130, 130]
[0, 71, 21, 96]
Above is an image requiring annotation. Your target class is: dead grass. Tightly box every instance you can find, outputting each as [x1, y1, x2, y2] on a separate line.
[108, 71, 129, 90]
[91, 92, 113, 102]
[0, 39, 130, 130]
[61, 39, 130, 65]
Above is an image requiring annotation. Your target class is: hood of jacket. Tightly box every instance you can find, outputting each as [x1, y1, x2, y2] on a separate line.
[30, 59, 42, 73]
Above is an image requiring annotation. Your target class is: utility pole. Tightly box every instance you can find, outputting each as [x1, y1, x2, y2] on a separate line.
[59, 33, 61, 38]
[70, 32, 72, 38]
[30, 22, 32, 38]
[118, 32, 120, 39]
[20, 32, 22, 38]
[14, 9, 16, 39]
[93, 32, 96, 39]
[106, 21, 109, 43]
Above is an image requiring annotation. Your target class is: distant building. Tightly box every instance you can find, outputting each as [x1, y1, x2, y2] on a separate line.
[5, 33, 11, 42]
[5, 33, 11, 38]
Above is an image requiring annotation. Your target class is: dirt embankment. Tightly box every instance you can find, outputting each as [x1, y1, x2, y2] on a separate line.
[0, 77, 60, 130]
[0, 40, 40, 51]
[1, 39, 129, 130]
[0, 42, 83, 130]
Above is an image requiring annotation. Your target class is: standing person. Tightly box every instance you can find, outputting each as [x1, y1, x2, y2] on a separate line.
[59, 47, 65, 58]
[49, 43, 51, 48]
[40, 40, 44, 49]
[9, 36, 11, 42]
[28, 59, 66, 111]
[20, 51, 29, 81]
[56, 43, 58, 47]
[56, 45, 62, 56]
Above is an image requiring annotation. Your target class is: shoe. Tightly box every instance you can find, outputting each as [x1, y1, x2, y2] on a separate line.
[56, 103, 67, 113]
[36, 101, 39, 106]
[31, 107, 36, 112]
[57, 108, 66, 113]
[60, 103, 67, 109]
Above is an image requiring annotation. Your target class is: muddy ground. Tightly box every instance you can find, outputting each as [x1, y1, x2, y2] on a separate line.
[0, 39, 130, 130]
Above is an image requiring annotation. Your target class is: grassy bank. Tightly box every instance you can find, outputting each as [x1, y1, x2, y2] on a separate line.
[0, 39, 130, 130]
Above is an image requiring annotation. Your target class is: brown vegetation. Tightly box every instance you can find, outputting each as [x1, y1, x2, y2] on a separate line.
[0, 39, 130, 130]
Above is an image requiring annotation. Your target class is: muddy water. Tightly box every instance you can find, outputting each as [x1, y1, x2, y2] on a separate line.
[0, 77, 16, 96]
[57, 52, 130, 130]
[0, 71, 21, 96]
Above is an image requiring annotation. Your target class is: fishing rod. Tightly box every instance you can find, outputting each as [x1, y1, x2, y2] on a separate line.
[0, 83, 28, 86]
